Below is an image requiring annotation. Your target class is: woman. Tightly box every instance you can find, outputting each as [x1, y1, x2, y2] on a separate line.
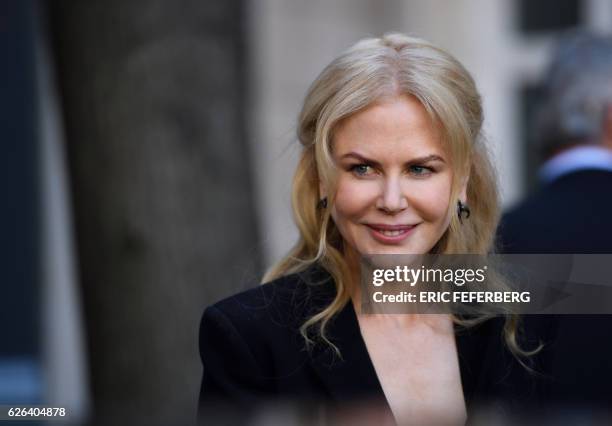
[199, 33, 532, 425]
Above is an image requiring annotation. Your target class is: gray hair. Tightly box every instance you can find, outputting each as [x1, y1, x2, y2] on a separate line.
[537, 31, 612, 157]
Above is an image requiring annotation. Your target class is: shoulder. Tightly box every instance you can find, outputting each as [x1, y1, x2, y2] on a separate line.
[498, 170, 612, 252]
[206, 266, 335, 330]
[199, 265, 335, 360]
[502, 170, 612, 226]
[198, 265, 336, 397]
[496, 188, 557, 253]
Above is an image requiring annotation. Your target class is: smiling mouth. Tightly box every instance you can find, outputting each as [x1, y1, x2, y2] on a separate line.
[366, 224, 418, 242]
[376, 229, 407, 236]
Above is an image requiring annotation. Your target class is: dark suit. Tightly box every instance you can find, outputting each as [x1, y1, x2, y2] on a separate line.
[497, 169, 612, 407]
[198, 265, 539, 423]
[498, 170, 612, 254]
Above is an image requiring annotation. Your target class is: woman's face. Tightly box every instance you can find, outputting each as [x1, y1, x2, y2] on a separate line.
[328, 95, 463, 257]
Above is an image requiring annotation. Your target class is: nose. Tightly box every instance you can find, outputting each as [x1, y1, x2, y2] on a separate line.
[376, 176, 408, 213]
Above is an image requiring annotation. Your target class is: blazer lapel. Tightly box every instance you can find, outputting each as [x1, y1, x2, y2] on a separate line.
[454, 318, 498, 408]
[308, 298, 389, 406]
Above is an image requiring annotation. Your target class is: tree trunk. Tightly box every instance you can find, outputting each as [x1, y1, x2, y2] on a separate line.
[48, 1, 259, 424]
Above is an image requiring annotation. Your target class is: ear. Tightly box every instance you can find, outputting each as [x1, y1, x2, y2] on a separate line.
[458, 173, 469, 204]
[319, 181, 327, 201]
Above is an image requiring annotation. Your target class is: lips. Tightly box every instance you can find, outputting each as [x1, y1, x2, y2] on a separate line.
[366, 223, 417, 243]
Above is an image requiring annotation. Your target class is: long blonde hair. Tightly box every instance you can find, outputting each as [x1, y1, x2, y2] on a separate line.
[264, 33, 529, 358]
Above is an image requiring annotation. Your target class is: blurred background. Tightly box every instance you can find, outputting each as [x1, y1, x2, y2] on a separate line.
[3, 0, 611, 425]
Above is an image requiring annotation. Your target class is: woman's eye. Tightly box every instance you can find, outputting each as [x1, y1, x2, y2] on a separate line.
[350, 164, 373, 176]
[409, 165, 433, 176]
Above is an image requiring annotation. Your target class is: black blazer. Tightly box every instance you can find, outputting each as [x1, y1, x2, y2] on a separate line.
[497, 169, 612, 408]
[198, 265, 540, 423]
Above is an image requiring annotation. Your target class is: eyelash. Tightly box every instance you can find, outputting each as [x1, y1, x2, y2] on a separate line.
[348, 163, 434, 177]
[408, 165, 434, 176]
[350, 164, 374, 176]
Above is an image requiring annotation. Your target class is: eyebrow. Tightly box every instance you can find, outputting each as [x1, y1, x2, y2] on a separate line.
[339, 152, 446, 166]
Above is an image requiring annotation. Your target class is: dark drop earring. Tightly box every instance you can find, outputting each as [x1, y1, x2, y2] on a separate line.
[317, 197, 328, 209]
[457, 200, 470, 223]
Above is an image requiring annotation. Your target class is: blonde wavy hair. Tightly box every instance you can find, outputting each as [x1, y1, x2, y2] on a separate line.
[263, 33, 530, 359]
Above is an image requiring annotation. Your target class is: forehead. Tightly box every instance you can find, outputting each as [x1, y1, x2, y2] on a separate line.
[332, 95, 445, 158]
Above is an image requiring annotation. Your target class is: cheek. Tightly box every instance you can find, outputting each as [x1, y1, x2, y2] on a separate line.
[411, 176, 453, 222]
[333, 178, 377, 220]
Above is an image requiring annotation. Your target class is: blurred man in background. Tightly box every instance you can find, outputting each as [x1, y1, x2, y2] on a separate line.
[498, 32, 612, 412]
[500, 32, 612, 253]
